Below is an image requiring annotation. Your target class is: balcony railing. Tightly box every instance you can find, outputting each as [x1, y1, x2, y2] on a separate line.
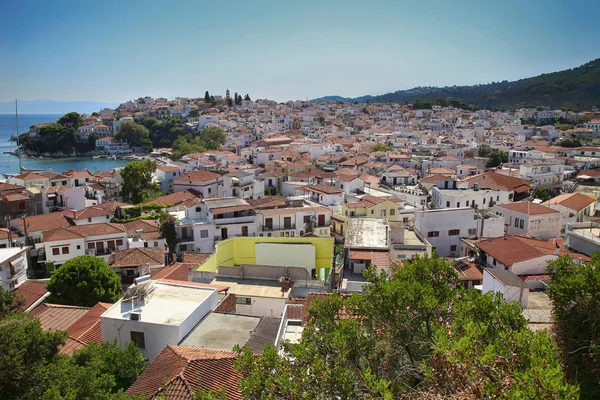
[262, 224, 295, 231]
[213, 215, 255, 225]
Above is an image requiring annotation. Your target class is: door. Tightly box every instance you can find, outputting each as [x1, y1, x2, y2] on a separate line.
[221, 227, 228, 240]
[107, 240, 115, 252]
[96, 242, 105, 254]
[318, 214, 325, 226]
[241, 226, 248, 237]
[265, 218, 273, 230]
[284, 217, 292, 229]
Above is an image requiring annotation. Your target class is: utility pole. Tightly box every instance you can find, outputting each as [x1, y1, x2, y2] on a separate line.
[5, 216, 12, 248]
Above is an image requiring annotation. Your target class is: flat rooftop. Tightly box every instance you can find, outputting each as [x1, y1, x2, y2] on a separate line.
[398, 229, 427, 247]
[180, 312, 261, 351]
[211, 278, 292, 298]
[102, 281, 216, 325]
[345, 218, 388, 249]
[0, 247, 28, 264]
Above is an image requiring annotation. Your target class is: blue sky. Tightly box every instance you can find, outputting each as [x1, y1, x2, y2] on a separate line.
[1, 0, 599, 103]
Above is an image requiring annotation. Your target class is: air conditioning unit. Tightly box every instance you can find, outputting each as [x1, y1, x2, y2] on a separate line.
[130, 311, 141, 321]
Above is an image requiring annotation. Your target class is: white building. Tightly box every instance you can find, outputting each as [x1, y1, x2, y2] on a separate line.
[431, 186, 505, 210]
[482, 268, 529, 308]
[100, 279, 220, 361]
[543, 193, 597, 234]
[414, 208, 502, 257]
[494, 202, 562, 240]
[256, 206, 332, 238]
[0, 247, 30, 291]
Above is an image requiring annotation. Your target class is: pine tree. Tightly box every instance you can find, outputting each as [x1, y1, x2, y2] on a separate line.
[244, 94, 251, 101]
[204, 91, 210, 103]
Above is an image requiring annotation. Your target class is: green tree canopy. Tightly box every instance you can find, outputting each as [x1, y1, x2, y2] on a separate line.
[119, 159, 160, 204]
[46, 255, 122, 307]
[187, 109, 200, 118]
[204, 91, 210, 103]
[0, 285, 24, 318]
[197, 126, 226, 149]
[370, 143, 393, 152]
[547, 255, 600, 398]
[57, 112, 84, 129]
[477, 144, 493, 157]
[235, 255, 577, 398]
[244, 94, 251, 101]
[486, 150, 508, 168]
[0, 313, 67, 399]
[533, 186, 549, 201]
[115, 121, 150, 149]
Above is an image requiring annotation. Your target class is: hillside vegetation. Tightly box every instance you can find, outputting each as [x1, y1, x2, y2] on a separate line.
[315, 58, 600, 110]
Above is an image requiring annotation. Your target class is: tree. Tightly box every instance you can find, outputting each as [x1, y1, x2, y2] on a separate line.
[160, 215, 179, 255]
[0, 286, 24, 318]
[197, 126, 227, 149]
[58, 112, 84, 129]
[477, 144, 492, 157]
[558, 138, 582, 148]
[235, 255, 577, 398]
[0, 314, 67, 399]
[486, 150, 508, 168]
[187, 109, 200, 118]
[72, 342, 147, 393]
[204, 91, 210, 103]
[120, 159, 160, 204]
[46, 255, 122, 307]
[370, 143, 393, 152]
[115, 122, 150, 149]
[244, 94, 251, 101]
[227, 97, 233, 107]
[547, 255, 600, 398]
[533, 186, 549, 201]
[234, 92, 240, 105]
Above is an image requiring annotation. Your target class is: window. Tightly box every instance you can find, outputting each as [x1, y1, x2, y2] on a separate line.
[448, 229, 460, 236]
[106, 216, 110, 220]
[427, 231, 440, 238]
[371, 209, 374, 214]
[390, 209, 395, 216]
[62, 247, 69, 254]
[76, 245, 81, 250]
[196, 207, 201, 212]
[52, 248, 60, 256]
[450, 245, 457, 251]
[520, 219, 524, 229]
[468, 228, 477, 235]
[144, 242, 148, 248]
[514, 218, 519, 227]
[116, 239, 123, 246]
[493, 258, 497, 266]
[303, 215, 311, 223]
[208, 188, 212, 194]
[236, 297, 252, 305]
[19, 202, 26, 210]
[200, 230, 208, 238]
[88, 218, 92, 223]
[446, 201, 450, 207]
[130, 331, 145, 349]
[87, 242, 95, 249]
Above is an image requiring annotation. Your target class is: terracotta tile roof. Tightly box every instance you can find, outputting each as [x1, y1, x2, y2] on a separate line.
[497, 201, 559, 215]
[513, 236, 589, 262]
[14, 211, 74, 233]
[301, 184, 344, 195]
[348, 250, 390, 267]
[145, 190, 199, 206]
[3, 192, 29, 201]
[43, 222, 126, 242]
[29, 303, 90, 332]
[125, 346, 242, 400]
[181, 252, 213, 264]
[246, 196, 288, 209]
[543, 193, 596, 212]
[210, 204, 254, 215]
[152, 262, 197, 281]
[108, 247, 165, 268]
[429, 167, 456, 175]
[419, 174, 455, 184]
[474, 236, 547, 266]
[461, 172, 532, 192]
[453, 259, 483, 281]
[16, 281, 48, 311]
[0, 182, 25, 192]
[257, 206, 329, 216]
[174, 171, 221, 184]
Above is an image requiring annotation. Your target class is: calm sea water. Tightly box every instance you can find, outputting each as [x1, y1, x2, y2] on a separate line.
[0, 114, 127, 175]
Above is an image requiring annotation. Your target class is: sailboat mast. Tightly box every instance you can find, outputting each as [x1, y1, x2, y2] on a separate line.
[15, 99, 21, 172]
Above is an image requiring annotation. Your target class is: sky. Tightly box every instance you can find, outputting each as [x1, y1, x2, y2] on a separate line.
[1, 0, 599, 105]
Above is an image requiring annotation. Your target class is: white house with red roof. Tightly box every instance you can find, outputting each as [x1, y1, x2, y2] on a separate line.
[494, 201, 562, 240]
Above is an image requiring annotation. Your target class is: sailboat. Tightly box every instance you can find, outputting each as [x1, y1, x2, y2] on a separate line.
[13, 100, 43, 174]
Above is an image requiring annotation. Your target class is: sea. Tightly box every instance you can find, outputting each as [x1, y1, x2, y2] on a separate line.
[0, 114, 128, 176]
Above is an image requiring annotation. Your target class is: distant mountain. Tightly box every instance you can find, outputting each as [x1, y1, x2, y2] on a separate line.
[313, 58, 600, 110]
[0, 100, 120, 115]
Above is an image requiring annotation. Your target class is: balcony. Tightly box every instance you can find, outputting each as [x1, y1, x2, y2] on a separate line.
[212, 215, 255, 225]
[262, 224, 296, 232]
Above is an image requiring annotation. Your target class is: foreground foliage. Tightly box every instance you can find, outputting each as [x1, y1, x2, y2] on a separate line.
[120, 159, 160, 204]
[547, 256, 600, 399]
[47, 255, 122, 307]
[234, 255, 578, 399]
